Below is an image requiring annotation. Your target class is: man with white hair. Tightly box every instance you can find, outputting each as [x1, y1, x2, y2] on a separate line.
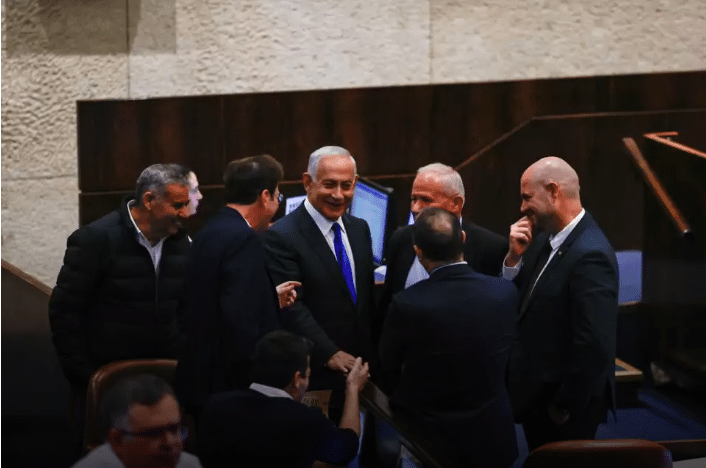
[263, 146, 375, 410]
[503, 156, 618, 450]
[376, 163, 507, 345]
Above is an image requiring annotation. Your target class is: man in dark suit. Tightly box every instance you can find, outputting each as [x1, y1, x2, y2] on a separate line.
[379, 207, 519, 468]
[174, 155, 300, 419]
[376, 163, 507, 345]
[198, 330, 370, 468]
[263, 146, 375, 395]
[503, 156, 618, 451]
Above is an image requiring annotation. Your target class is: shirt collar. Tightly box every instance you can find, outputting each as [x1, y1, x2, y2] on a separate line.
[304, 198, 345, 235]
[127, 200, 167, 246]
[249, 383, 293, 399]
[549, 208, 585, 250]
[429, 260, 467, 276]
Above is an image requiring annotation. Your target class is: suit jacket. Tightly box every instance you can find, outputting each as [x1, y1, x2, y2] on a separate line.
[263, 204, 375, 390]
[375, 219, 507, 346]
[379, 263, 519, 468]
[174, 207, 280, 409]
[198, 389, 359, 468]
[508, 211, 618, 421]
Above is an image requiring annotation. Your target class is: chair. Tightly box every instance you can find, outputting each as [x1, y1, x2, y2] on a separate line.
[83, 359, 178, 453]
[524, 439, 673, 468]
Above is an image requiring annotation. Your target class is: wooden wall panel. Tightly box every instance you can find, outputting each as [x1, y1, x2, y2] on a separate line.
[78, 96, 224, 191]
[458, 110, 706, 251]
[77, 71, 706, 249]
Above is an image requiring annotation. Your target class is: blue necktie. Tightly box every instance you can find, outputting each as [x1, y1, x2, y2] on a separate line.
[332, 223, 357, 304]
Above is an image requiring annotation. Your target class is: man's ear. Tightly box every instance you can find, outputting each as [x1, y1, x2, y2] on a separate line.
[302, 173, 313, 192]
[142, 191, 156, 209]
[293, 370, 306, 390]
[546, 182, 560, 199]
[260, 189, 271, 206]
[461, 230, 466, 244]
[452, 195, 464, 215]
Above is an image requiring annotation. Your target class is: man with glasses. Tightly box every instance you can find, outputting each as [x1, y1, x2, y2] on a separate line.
[174, 155, 300, 421]
[72, 374, 201, 468]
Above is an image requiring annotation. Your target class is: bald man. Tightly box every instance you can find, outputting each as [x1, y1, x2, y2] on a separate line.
[503, 157, 618, 451]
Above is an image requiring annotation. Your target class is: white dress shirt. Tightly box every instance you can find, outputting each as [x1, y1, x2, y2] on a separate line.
[304, 199, 357, 295]
[127, 200, 166, 274]
[502, 209, 586, 287]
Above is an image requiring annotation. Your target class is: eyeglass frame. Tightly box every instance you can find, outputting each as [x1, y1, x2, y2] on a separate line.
[117, 423, 188, 441]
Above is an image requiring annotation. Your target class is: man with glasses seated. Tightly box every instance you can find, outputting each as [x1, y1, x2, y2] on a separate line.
[72, 374, 201, 468]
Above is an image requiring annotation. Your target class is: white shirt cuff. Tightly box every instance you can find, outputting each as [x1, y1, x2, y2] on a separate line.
[502, 257, 522, 280]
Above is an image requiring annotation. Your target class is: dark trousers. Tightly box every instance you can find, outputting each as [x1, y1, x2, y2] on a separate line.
[522, 395, 608, 452]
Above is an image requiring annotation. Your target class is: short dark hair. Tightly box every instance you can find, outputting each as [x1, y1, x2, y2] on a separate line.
[223, 154, 284, 205]
[412, 207, 464, 263]
[250, 330, 313, 389]
[100, 374, 176, 436]
[134, 164, 190, 206]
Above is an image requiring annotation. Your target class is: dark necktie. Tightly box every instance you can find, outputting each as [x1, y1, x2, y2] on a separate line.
[519, 239, 553, 315]
[332, 223, 357, 304]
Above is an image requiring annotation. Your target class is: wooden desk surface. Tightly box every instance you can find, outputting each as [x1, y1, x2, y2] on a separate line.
[616, 358, 644, 383]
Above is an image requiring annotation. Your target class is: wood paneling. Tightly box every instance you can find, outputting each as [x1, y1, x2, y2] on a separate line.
[77, 71, 706, 253]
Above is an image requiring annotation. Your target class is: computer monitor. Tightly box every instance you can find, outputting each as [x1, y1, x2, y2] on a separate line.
[284, 194, 306, 216]
[350, 178, 393, 265]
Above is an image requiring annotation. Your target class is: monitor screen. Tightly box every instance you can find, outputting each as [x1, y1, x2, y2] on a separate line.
[285, 194, 306, 215]
[350, 179, 393, 265]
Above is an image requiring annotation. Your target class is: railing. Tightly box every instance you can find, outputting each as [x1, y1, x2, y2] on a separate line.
[622, 137, 692, 237]
[360, 382, 465, 468]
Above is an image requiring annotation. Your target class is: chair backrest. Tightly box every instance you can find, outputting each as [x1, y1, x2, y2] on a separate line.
[83, 359, 178, 453]
[524, 439, 673, 468]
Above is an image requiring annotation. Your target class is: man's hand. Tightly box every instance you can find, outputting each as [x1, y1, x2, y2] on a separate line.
[548, 404, 570, 426]
[326, 350, 357, 374]
[276, 281, 301, 309]
[345, 357, 370, 394]
[505, 216, 534, 267]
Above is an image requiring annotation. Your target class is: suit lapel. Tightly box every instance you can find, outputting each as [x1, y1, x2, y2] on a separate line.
[519, 214, 592, 320]
[295, 206, 355, 303]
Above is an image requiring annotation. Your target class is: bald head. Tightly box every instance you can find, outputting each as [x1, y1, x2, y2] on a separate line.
[524, 157, 580, 200]
[520, 157, 583, 234]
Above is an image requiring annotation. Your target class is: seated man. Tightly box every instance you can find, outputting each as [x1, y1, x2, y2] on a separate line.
[198, 330, 370, 468]
[72, 374, 201, 468]
[379, 207, 519, 468]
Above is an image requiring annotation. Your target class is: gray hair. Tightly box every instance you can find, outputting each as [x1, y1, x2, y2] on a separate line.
[307, 146, 357, 181]
[417, 163, 465, 200]
[100, 374, 176, 436]
[134, 163, 190, 206]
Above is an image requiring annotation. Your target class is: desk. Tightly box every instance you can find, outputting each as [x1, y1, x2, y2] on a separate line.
[615, 358, 643, 407]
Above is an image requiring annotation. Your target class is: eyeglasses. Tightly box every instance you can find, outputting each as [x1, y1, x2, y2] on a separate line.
[119, 423, 188, 440]
[277, 193, 284, 203]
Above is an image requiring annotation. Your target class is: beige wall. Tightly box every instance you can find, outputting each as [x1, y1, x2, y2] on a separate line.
[3, 0, 705, 286]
